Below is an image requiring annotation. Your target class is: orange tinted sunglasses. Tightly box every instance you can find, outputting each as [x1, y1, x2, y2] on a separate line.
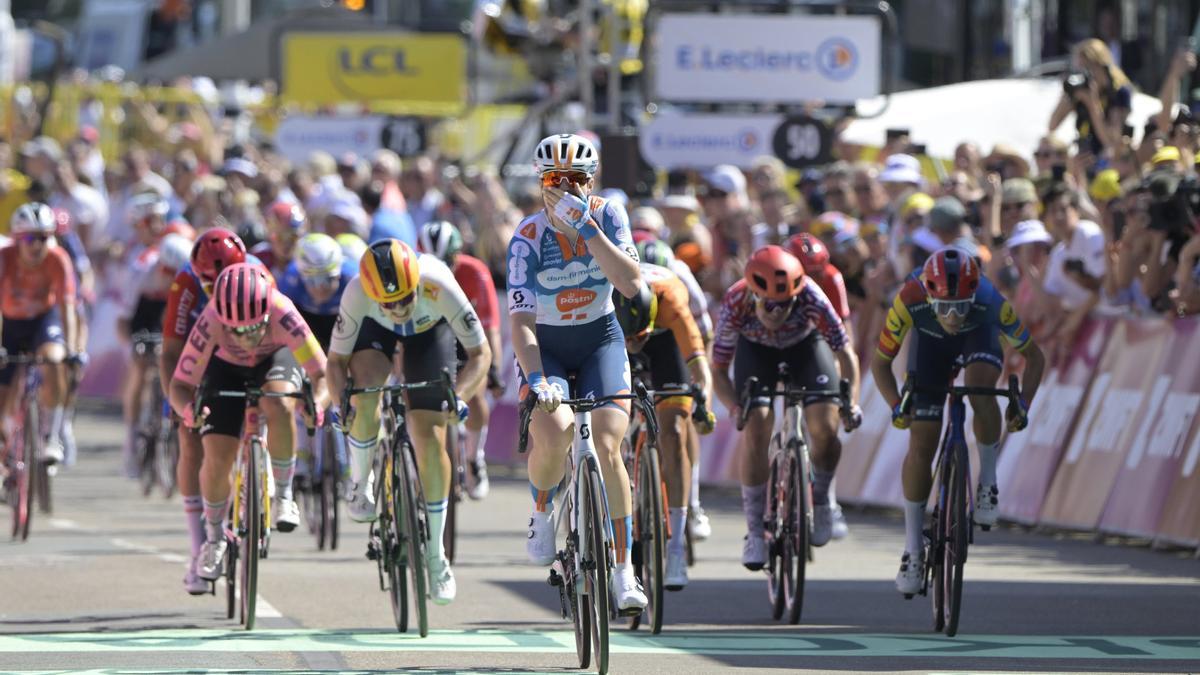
[541, 171, 589, 189]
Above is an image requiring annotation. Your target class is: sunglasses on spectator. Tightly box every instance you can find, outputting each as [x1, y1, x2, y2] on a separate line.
[1001, 202, 1029, 212]
[541, 170, 590, 189]
[18, 233, 49, 244]
[704, 188, 729, 199]
[1035, 149, 1066, 159]
[853, 184, 873, 193]
[230, 320, 268, 336]
[381, 293, 417, 312]
[930, 297, 974, 318]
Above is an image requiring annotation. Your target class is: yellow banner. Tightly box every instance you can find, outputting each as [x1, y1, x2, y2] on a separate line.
[281, 32, 466, 111]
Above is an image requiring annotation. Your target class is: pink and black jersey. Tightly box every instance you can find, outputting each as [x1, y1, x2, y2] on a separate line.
[712, 277, 848, 366]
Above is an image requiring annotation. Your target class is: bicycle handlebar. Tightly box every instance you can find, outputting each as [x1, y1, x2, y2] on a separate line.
[195, 379, 318, 437]
[736, 376, 852, 432]
[517, 380, 658, 455]
[340, 368, 457, 430]
[898, 374, 1021, 416]
[0, 352, 49, 367]
[643, 382, 713, 429]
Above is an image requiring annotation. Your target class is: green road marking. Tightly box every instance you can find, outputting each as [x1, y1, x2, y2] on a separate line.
[0, 630, 1197, 660]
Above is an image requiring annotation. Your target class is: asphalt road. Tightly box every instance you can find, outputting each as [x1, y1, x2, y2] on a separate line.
[2, 409, 1198, 674]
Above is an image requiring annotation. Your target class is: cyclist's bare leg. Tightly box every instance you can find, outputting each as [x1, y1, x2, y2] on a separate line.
[198, 433, 239, 537]
[37, 342, 67, 455]
[465, 389, 489, 457]
[657, 405, 690, 508]
[740, 407, 773, 486]
[410, 409, 453, 563]
[592, 406, 632, 518]
[527, 406, 572, 494]
[804, 401, 842, 505]
[178, 426, 205, 560]
[900, 421, 941, 555]
[261, 379, 298, 500]
[346, 350, 390, 489]
[965, 362, 1002, 477]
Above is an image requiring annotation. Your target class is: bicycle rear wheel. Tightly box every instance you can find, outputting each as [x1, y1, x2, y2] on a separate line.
[321, 427, 340, 551]
[225, 529, 238, 620]
[784, 440, 811, 625]
[35, 459, 52, 515]
[567, 485, 591, 670]
[241, 440, 261, 630]
[630, 443, 665, 634]
[398, 441, 430, 637]
[943, 446, 969, 637]
[582, 456, 610, 675]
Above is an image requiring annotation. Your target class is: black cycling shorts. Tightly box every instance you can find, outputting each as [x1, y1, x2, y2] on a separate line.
[130, 298, 167, 336]
[0, 308, 64, 385]
[733, 332, 841, 409]
[351, 317, 457, 412]
[198, 350, 304, 438]
[631, 330, 688, 390]
[905, 327, 1003, 422]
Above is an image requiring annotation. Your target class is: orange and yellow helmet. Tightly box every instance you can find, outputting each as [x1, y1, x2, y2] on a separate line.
[359, 239, 420, 303]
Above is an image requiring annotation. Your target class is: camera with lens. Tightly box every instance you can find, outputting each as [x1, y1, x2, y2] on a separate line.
[1063, 70, 1091, 96]
[1144, 170, 1200, 258]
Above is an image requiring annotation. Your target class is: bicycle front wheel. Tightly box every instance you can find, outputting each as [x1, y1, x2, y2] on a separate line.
[582, 456, 610, 675]
[631, 443, 665, 634]
[943, 445, 970, 636]
[784, 440, 811, 625]
[379, 452, 408, 633]
[765, 446, 784, 620]
[444, 429, 459, 564]
[398, 442, 429, 638]
[11, 402, 38, 541]
[241, 440, 262, 630]
[321, 426, 340, 551]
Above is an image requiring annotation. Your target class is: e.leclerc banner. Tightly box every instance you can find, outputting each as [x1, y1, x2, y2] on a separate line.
[1039, 319, 1174, 530]
[996, 318, 1111, 524]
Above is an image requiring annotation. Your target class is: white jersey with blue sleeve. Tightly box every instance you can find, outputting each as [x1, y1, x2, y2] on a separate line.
[506, 196, 637, 326]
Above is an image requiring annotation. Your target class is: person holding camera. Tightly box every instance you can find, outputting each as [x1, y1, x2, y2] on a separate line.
[1049, 39, 1133, 158]
[1039, 187, 1107, 362]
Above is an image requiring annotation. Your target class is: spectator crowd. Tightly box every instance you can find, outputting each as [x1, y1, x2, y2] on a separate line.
[2, 35, 1199, 382]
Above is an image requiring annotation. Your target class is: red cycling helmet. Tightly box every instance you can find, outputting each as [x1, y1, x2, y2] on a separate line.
[213, 263, 273, 329]
[785, 233, 830, 271]
[191, 227, 247, 282]
[266, 201, 306, 232]
[743, 245, 806, 302]
[922, 246, 980, 301]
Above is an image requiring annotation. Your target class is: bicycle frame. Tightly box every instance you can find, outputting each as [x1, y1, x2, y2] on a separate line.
[3, 354, 45, 540]
[559, 407, 613, 598]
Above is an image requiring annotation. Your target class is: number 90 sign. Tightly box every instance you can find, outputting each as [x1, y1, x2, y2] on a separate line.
[771, 115, 833, 168]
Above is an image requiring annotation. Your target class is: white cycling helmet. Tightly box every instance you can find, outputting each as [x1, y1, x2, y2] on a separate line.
[129, 191, 169, 221]
[295, 233, 343, 278]
[418, 221, 463, 263]
[157, 233, 194, 272]
[335, 233, 368, 266]
[11, 202, 56, 235]
[533, 133, 599, 176]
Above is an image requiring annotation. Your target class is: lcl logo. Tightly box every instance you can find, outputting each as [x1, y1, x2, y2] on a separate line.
[337, 47, 414, 75]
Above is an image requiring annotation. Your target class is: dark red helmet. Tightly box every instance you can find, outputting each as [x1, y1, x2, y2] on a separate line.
[266, 201, 306, 232]
[744, 245, 805, 301]
[191, 227, 247, 283]
[922, 247, 980, 301]
[785, 233, 830, 271]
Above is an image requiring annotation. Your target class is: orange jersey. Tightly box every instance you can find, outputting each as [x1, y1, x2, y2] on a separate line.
[0, 243, 76, 320]
[642, 263, 705, 361]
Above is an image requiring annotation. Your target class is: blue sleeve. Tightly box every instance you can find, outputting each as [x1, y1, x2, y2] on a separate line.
[276, 262, 308, 305]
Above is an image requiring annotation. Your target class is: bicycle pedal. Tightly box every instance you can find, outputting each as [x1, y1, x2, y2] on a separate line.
[903, 593, 914, 600]
[548, 569, 563, 587]
[366, 542, 381, 561]
[617, 606, 643, 618]
[979, 524, 991, 532]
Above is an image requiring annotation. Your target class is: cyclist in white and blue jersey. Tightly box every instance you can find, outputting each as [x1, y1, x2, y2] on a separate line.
[507, 133, 648, 614]
[276, 233, 357, 351]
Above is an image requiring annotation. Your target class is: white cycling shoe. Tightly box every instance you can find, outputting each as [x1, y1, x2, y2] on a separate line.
[526, 510, 556, 566]
[347, 484, 377, 523]
[183, 558, 210, 596]
[38, 437, 64, 464]
[665, 548, 688, 591]
[975, 483, 1000, 529]
[742, 533, 767, 571]
[426, 553, 457, 605]
[467, 457, 490, 500]
[689, 506, 712, 541]
[612, 565, 648, 614]
[197, 538, 228, 581]
[830, 500, 850, 540]
[274, 497, 300, 532]
[896, 550, 924, 597]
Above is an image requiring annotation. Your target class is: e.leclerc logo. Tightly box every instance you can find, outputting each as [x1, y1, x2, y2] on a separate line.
[815, 37, 857, 81]
[673, 36, 859, 82]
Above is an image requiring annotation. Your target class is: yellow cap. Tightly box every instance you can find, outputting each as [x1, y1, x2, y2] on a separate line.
[1089, 169, 1122, 202]
[1152, 146, 1181, 165]
[900, 192, 935, 219]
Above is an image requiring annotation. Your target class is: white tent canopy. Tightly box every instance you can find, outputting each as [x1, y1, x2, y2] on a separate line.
[844, 78, 1168, 163]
